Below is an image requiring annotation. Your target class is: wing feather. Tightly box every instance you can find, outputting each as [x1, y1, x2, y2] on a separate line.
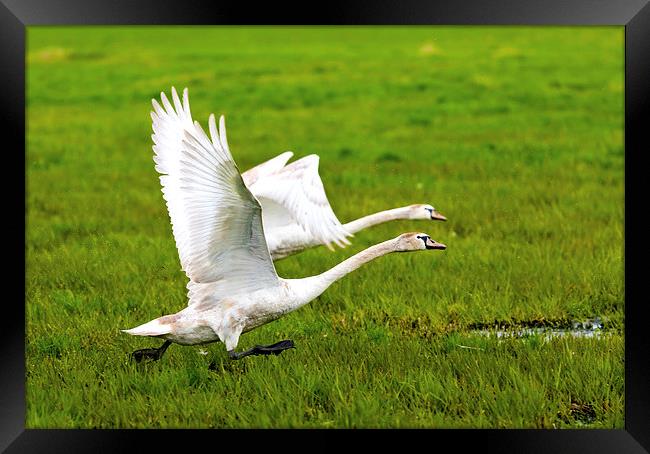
[150, 88, 279, 304]
[249, 155, 352, 249]
[241, 151, 295, 187]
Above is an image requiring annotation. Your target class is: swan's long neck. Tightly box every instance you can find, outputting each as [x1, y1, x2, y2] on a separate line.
[343, 207, 412, 234]
[289, 239, 397, 305]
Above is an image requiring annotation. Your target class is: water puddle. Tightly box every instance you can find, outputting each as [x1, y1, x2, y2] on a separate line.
[471, 317, 610, 341]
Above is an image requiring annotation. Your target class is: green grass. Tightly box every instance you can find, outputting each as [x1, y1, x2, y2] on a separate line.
[26, 26, 624, 428]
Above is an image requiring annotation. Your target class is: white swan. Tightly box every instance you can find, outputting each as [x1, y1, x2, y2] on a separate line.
[243, 153, 447, 259]
[123, 89, 447, 361]
[151, 87, 446, 261]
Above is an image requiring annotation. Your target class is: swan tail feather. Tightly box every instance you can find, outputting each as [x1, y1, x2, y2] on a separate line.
[122, 319, 173, 337]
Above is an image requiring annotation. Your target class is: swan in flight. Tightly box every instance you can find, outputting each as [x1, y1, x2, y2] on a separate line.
[123, 88, 447, 361]
[151, 87, 447, 261]
[242, 153, 447, 259]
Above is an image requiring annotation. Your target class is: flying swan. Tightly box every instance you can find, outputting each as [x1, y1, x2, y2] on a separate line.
[123, 88, 447, 361]
[153, 87, 447, 261]
[242, 152, 447, 259]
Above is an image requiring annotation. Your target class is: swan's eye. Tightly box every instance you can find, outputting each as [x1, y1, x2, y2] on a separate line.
[425, 208, 433, 213]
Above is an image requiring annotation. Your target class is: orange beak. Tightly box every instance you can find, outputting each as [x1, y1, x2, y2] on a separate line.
[431, 211, 447, 221]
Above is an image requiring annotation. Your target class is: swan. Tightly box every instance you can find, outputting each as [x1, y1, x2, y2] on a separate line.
[242, 153, 447, 259]
[152, 87, 447, 261]
[123, 88, 447, 361]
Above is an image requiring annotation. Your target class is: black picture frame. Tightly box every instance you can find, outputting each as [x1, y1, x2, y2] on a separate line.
[3, 0, 648, 451]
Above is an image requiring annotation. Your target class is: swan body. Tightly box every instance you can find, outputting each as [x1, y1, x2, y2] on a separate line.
[123, 87, 447, 360]
[125, 282, 297, 348]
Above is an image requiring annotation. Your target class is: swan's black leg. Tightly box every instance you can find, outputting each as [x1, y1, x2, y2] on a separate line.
[228, 340, 295, 360]
[131, 340, 172, 363]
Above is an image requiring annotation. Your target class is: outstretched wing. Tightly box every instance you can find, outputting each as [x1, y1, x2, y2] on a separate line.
[248, 155, 352, 250]
[151, 87, 279, 300]
[241, 151, 294, 187]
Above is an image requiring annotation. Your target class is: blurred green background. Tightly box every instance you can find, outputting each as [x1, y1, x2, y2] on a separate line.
[26, 26, 624, 428]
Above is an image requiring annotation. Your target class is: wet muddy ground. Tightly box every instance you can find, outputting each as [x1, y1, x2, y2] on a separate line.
[470, 317, 610, 341]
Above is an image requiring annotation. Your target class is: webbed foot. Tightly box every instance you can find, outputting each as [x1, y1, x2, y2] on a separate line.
[131, 340, 172, 363]
[228, 339, 295, 360]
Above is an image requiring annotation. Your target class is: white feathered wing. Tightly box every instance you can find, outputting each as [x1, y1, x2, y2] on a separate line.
[241, 151, 294, 187]
[150, 88, 279, 306]
[247, 155, 353, 250]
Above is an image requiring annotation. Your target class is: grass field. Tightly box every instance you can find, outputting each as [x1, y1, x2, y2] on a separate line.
[26, 26, 624, 428]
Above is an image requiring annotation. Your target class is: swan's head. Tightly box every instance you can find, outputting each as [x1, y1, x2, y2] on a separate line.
[395, 232, 447, 251]
[408, 204, 447, 221]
